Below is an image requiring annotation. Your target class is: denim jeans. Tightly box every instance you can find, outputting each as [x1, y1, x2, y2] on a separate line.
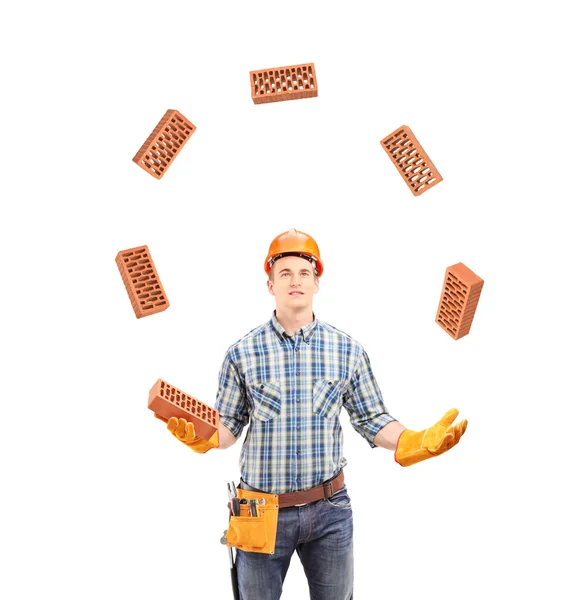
[236, 485, 353, 600]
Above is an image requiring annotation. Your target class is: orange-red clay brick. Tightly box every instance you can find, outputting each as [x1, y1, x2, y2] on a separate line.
[115, 245, 169, 318]
[133, 109, 195, 179]
[148, 379, 218, 441]
[250, 63, 318, 104]
[380, 125, 443, 196]
[436, 263, 484, 340]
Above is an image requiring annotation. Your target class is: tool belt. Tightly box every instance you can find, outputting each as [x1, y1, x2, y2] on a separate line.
[225, 471, 345, 554]
[225, 488, 279, 554]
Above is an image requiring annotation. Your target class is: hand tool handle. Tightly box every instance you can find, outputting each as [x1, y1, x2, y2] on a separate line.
[230, 564, 239, 599]
[232, 497, 241, 516]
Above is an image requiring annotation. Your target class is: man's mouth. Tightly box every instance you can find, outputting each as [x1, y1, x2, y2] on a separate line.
[289, 292, 304, 296]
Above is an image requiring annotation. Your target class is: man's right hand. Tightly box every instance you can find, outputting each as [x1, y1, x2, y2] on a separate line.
[167, 416, 197, 443]
[162, 416, 219, 454]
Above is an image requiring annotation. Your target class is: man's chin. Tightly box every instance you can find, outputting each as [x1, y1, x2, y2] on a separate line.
[284, 296, 309, 307]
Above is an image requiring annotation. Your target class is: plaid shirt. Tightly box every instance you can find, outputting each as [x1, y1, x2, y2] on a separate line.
[215, 311, 395, 494]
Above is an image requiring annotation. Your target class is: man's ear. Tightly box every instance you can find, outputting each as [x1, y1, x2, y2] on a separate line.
[267, 279, 275, 296]
[314, 277, 320, 294]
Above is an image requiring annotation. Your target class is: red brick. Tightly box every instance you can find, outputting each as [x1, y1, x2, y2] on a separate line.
[148, 379, 218, 441]
[250, 63, 318, 104]
[436, 263, 484, 340]
[133, 109, 196, 179]
[115, 245, 169, 318]
[380, 125, 443, 196]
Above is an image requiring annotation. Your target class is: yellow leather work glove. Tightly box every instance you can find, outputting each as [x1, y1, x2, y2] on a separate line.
[395, 408, 467, 467]
[158, 416, 219, 454]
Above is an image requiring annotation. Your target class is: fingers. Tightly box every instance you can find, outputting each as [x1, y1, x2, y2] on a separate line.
[446, 419, 467, 445]
[429, 432, 454, 454]
[175, 418, 188, 439]
[167, 418, 197, 442]
[451, 419, 468, 443]
[429, 417, 468, 454]
[437, 408, 459, 429]
[169, 417, 188, 438]
[436, 419, 468, 454]
[166, 417, 179, 433]
[183, 421, 197, 444]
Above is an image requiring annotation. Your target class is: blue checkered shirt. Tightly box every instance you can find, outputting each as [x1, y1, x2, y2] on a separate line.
[215, 312, 395, 493]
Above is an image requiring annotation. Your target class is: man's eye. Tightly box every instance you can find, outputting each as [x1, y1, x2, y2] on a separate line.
[301, 272, 309, 277]
[281, 272, 290, 277]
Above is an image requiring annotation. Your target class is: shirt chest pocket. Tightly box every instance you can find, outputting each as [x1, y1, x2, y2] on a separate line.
[249, 381, 281, 421]
[312, 379, 344, 419]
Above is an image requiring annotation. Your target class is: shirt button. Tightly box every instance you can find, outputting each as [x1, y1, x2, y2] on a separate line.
[296, 398, 300, 403]
[295, 348, 299, 352]
[296, 370, 300, 376]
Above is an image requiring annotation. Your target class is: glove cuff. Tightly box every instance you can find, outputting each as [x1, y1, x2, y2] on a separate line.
[394, 428, 431, 467]
[394, 430, 406, 466]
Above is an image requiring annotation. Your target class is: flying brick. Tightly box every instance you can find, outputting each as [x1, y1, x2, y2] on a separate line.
[115, 245, 169, 318]
[436, 262, 484, 340]
[250, 63, 318, 104]
[133, 109, 195, 179]
[380, 125, 442, 196]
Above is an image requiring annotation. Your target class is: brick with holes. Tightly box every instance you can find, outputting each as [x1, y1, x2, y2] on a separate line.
[380, 125, 443, 196]
[250, 63, 318, 104]
[133, 109, 196, 179]
[435, 263, 484, 340]
[115, 245, 169, 318]
[148, 379, 219, 441]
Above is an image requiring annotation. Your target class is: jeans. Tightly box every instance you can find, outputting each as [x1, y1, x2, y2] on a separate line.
[236, 485, 353, 600]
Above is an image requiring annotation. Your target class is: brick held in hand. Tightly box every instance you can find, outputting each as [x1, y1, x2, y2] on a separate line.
[436, 263, 484, 340]
[148, 379, 219, 441]
[115, 245, 169, 319]
[380, 125, 443, 196]
[133, 109, 196, 179]
[250, 63, 318, 104]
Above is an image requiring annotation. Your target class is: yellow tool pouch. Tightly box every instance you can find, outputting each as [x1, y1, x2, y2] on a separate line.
[226, 489, 279, 554]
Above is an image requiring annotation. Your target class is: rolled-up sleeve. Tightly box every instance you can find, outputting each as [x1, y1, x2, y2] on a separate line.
[343, 350, 395, 447]
[215, 352, 249, 439]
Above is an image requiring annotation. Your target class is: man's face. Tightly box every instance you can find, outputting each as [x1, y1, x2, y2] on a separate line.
[267, 255, 319, 309]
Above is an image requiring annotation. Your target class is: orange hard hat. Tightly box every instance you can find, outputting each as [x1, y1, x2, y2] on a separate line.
[264, 228, 324, 276]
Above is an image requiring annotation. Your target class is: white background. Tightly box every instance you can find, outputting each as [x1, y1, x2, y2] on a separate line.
[2, 1, 583, 598]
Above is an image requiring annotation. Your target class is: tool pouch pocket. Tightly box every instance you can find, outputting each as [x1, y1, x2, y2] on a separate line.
[226, 488, 279, 554]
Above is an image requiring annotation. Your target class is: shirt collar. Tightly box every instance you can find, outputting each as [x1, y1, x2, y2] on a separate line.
[270, 310, 318, 343]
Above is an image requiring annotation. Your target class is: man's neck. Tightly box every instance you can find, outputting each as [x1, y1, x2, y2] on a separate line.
[275, 308, 314, 336]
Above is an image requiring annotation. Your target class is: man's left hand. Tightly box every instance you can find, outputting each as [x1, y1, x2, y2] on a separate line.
[395, 409, 467, 467]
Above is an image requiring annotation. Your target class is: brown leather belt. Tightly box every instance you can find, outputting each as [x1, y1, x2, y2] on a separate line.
[239, 471, 345, 508]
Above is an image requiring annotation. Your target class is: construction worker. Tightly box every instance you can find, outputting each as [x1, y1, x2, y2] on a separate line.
[164, 228, 468, 600]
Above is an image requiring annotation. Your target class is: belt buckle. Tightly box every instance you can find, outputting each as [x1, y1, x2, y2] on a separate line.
[323, 481, 334, 499]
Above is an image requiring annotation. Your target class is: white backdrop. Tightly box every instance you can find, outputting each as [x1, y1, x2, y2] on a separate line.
[2, 1, 583, 598]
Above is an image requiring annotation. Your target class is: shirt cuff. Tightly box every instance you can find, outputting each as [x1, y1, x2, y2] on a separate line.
[361, 414, 396, 448]
[219, 414, 245, 439]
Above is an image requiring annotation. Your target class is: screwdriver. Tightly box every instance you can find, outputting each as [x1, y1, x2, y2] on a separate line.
[227, 482, 240, 516]
[232, 496, 241, 516]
